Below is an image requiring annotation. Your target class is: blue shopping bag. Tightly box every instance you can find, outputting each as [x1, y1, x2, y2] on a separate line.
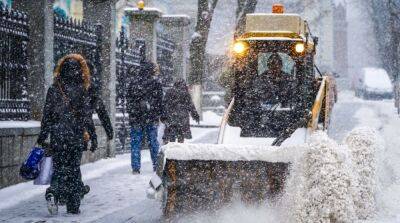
[19, 146, 45, 180]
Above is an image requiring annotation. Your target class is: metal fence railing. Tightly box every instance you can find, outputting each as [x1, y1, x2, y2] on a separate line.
[53, 15, 102, 89]
[115, 28, 144, 153]
[0, 5, 31, 120]
[156, 33, 175, 87]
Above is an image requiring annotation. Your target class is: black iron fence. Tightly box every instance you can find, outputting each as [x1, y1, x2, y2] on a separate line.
[53, 15, 102, 89]
[0, 5, 31, 120]
[115, 29, 144, 153]
[156, 33, 175, 87]
[114, 32, 175, 153]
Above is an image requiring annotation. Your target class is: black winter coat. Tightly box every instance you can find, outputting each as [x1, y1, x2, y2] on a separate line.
[162, 81, 198, 139]
[37, 85, 94, 148]
[127, 62, 163, 126]
[37, 54, 95, 211]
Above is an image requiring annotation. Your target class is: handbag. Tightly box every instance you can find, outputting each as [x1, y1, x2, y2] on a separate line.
[34, 157, 53, 185]
[157, 123, 166, 145]
[19, 146, 45, 180]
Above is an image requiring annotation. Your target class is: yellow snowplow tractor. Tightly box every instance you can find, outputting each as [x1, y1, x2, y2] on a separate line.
[227, 11, 327, 145]
[149, 5, 337, 220]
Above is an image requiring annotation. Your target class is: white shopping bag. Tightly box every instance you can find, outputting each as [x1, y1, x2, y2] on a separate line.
[34, 157, 53, 185]
[157, 123, 166, 146]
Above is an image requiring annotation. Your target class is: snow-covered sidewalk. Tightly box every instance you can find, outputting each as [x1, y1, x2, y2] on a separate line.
[0, 152, 159, 223]
[0, 127, 219, 223]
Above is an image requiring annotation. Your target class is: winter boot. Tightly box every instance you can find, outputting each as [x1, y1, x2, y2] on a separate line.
[66, 196, 81, 215]
[80, 185, 90, 199]
[67, 208, 81, 215]
[132, 170, 140, 175]
[46, 193, 58, 215]
[83, 185, 90, 195]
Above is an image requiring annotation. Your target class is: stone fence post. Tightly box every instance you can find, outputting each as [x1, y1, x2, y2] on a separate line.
[126, 8, 162, 63]
[160, 15, 191, 80]
[83, 0, 118, 158]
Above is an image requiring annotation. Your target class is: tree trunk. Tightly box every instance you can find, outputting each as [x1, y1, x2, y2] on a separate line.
[388, 0, 400, 81]
[188, 0, 219, 117]
[234, 0, 258, 38]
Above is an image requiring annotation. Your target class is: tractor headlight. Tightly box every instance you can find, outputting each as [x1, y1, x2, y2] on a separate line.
[233, 41, 248, 55]
[295, 42, 305, 53]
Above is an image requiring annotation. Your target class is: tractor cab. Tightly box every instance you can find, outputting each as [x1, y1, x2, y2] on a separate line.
[228, 7, 319, 142]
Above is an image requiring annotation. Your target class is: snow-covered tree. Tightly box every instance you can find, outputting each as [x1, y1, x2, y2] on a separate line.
[367, 0, 400, 81]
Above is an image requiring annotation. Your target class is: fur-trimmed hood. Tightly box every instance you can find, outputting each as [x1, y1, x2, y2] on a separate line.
[53, 54, 91, 90]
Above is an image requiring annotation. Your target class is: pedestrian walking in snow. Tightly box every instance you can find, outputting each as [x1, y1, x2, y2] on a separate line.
[162, 78, 200, 143]
[127, 61, 163, 174]
[37, 54, 97, 215]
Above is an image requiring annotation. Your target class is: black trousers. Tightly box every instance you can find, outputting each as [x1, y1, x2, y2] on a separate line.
[46, 143, 84, 212]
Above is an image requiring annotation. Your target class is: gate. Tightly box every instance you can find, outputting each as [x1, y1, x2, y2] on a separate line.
[115, 28, 143, 153]
[113, 32, 175, 153]
[0, 5, 31, 120]
[53, 15, 102, 89]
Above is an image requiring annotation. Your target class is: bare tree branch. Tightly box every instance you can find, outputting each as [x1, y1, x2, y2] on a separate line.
[234, 0, 258, 38]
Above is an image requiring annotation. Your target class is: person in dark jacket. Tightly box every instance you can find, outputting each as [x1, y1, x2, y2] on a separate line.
[162, 78, 199, 143]
[251, 53, 296, 106]
[37, 54, 96, 215]
[126, 61, 163, 174]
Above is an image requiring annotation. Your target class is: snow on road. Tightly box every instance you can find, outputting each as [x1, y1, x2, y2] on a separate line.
[1, 91, 400, 223]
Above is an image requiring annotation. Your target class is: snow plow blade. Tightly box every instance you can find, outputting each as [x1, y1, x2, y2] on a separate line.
[161, 144, 296, 218]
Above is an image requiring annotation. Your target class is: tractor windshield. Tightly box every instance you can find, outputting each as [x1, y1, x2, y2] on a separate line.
[258, 52, 296, 76]
[230, 40, 314, 138]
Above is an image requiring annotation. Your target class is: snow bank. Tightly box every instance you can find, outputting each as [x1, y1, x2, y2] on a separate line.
[345, 127, 382, 219]
[284, 131, 357, 223]
[284, 128, 381, 223]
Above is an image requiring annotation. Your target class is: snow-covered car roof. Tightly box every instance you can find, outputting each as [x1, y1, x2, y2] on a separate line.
[362, 67, 392, 91]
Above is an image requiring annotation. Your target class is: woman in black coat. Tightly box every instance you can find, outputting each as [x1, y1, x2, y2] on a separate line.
[162, 79, 200, 143]
[37, 54, 96, 215]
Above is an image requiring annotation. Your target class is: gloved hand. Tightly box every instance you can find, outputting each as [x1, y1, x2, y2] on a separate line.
[160, 116, 168, 124]
[90, 139, 98, 153]
[36, 137, 46, 148]
[39, 142, 53, 157]
[192, 113, 200, 124]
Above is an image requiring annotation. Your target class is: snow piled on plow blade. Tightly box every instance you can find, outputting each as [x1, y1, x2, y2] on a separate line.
[284, 127, 383, 223]
[162, 127, 382, 223]
[164, 142, 305, 163]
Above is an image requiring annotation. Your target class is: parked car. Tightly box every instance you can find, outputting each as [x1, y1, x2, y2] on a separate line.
[355, 67, 393, 100]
